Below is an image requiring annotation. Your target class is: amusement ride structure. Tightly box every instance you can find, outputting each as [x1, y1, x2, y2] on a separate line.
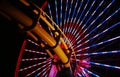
[0, 0, 120, 77]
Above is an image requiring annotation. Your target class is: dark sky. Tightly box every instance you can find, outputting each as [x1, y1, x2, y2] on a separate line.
[0, 14, 25, 77]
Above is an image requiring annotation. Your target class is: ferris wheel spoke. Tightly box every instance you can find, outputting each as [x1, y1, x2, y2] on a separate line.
[25, 62, 51, 77]
[75, 22, 120, 48]
[76, 50, 120, 56]
[21, 57, 47, 61]
[75, 7, 119, 48]
[75, 35, 120, 52]
[90, 61, 120, 70]
[84, 68, 100, 77]
[35, 65, 51, 77]
[78, 0, 114, 40]
[24, 49, 47, 55]
[19, 60, 51, 72]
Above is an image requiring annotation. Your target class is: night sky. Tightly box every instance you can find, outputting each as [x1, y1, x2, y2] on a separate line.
[0, 14, 26, 77]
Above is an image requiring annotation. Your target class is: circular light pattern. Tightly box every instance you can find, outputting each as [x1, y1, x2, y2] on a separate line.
[15, 0, 120, 77]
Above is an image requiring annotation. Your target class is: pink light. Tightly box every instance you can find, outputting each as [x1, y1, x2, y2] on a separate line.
[48, 64, 58, 77]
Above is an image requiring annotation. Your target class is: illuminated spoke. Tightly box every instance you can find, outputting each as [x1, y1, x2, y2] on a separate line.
[77, 50, 120, 56]
[76, 22, 120, 48]
[76, 36, 120, 52]
[25, 62, 51, 77]
[84, 69, 100, 77]
[24, 49, 47, 55]
[22, 57, 47, 61]
[90, 62, 120, 70]
[19, 60, 51, 72]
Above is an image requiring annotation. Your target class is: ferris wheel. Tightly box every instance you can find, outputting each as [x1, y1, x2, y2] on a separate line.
[0, 0, 120, 77]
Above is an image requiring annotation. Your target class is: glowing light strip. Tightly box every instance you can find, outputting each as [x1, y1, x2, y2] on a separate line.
[78, 0, 104, 35]
[24, 49, 47, 55]
[64, 27, 79, 44]
[41, 67, 50, 77]
[76, 8, 120, 46]
[47, 3, 54, 36]
[63, 0, 68, 25]
[63, 27, 78, 47]
[76, 22, 120, 47]
[67, 0, 79, 39]
[27, 39, 39, 46]
[60, 0, 62, 26]
[71, 0, 104, 45]
[80, 67, 89, 77]
[84, 69, 100, 77]
[90, 61, 120, 70]
[77, 50, 120, 56]
[66, 0, 73, 23]
[35, 65, 51, 77]
[73, 0, 83, 24]
[22, 57, 47, 61]
[63, 0, 69, 33]
[69, 0, 95, 43]
[55, 0, 58, 25]
[76, 35, 120, 52]
[80, 0, 115, 37]
[45, 74, 48, 77]
[19, 60, 51, 71]
[79, 0, 96, 27]
[87, 8, 120, 36]
[65, 0, 74, 33]
[70, 0, 79, 23]
[48, 3, 53, 21]
[72, 30, 81, 46]
[68, 0, 89, 38]
[73, 0, 83, 25]
[77, 73, 82, 77]
[26, 63, 51, 77]
[77, 0, 89, 27]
